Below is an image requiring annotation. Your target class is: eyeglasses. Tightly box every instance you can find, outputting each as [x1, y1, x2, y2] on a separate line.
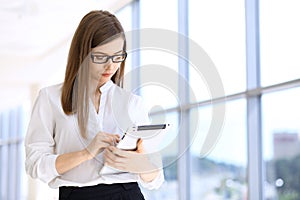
[90, 52, 127, 64]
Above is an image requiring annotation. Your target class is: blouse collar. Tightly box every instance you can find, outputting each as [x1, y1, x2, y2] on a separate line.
[99, 80, 114, 93]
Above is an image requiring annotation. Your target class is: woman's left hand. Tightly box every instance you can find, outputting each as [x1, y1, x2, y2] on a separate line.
[103, 139, 160, 175]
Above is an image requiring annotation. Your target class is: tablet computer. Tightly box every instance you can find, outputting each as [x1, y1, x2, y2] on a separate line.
[99, 123, 171, 175]
[116, 123, 171, 150]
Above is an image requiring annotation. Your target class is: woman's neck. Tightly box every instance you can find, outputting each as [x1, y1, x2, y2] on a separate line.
[93, 88, 101, 113]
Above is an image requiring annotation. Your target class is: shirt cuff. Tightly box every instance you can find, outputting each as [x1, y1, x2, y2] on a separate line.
[138, 170, 164, 190]
[51, 154, 61, 176]
[37, 154, 60, 183]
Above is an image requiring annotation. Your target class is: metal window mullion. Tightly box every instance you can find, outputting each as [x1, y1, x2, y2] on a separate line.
[245, 0, 263, 199]
[131, 0, 141, 95]
[0, 113, 2, 200]
[15, 107, 23, 200]
[8, 109, 17, 200]
[1, 111, 9, 200]
[178, 0, 190, 200]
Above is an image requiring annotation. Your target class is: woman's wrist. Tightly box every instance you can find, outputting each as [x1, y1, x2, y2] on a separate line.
[139, 170, 159, 182]
[82, 148, 94, 160]
[56, 149, 94, 175]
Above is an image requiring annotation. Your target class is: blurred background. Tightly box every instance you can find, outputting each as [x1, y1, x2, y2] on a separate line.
[1, 0, 300, 199]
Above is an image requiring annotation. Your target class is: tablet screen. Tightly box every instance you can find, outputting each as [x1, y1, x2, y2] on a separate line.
[137, 124, 168, 131]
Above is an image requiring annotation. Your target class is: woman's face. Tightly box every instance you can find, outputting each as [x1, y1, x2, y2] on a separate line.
[89, 37, 125, 88]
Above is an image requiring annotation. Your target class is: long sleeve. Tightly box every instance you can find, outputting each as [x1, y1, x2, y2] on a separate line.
[131, 96, 165, 190]
[23, 82, 165, 189]
[138, 170, 164, 190]
[25, 88, 60, 183]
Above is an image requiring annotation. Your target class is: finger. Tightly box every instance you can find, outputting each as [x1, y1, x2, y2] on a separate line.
[105, 159, 126, 171]
[101, 135, 117, 146]
[104, 148, 127, 165]
[100, 142, 111, 148]
[98, 132, 115, 139]
[103, 150, 112, 163]
[103, 148, 119, 163]
[108, 146, 128, 158]
[102, 133, 120, 144]
[100, 136, 114, 146]
[102, 132, 120, 138]
[137, 138, 143, 146]
[136, 138, 145, 153]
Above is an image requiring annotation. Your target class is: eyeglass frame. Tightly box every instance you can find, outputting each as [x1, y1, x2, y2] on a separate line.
[90, 52, 127, 64]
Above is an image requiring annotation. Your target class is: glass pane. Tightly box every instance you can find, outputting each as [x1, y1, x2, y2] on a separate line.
[260, 0, 300, 86]
[16, 106, 27, 199]
[262, 87, 300, 200]
[8, 110, 17, 200]
[141, 112, 179, 200]
[115, 5, 132, 33]
[139, 60, 179, 109]
[0, 114, 2, 198]
[190, 100, 248, 199]
[138, 38, 179, 109]
[139, 0, 179, 108]
[0, 111, 9, 199]
[140, 0, 177, 32]
[115, 4, 134, 90]
[189, 0, 246, 101]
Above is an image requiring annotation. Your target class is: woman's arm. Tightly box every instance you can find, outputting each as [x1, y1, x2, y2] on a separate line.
[25, 88, 61, 183]
[103, 139, 162, 182]
[55, 149, 90, 175]
[56, 132, 119, 175]
[139, 169, 160, 182]
[136, 139, 160, 182]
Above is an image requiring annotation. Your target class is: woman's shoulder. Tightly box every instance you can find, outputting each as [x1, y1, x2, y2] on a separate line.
[111, 85, 148, 115]
[112, 84, 143, 102]
[111, 84, 149, 125]
[39, 83, 63, 101]
[40, 82, 62, 91]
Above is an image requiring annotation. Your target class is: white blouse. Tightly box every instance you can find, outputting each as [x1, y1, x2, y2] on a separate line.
[25, 80, 164, 189]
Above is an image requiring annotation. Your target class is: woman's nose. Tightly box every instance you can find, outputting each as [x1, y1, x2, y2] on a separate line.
[103, 59, 114, 69]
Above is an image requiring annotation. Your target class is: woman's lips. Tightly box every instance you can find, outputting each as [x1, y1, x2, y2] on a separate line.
[102, 73, 112, 77]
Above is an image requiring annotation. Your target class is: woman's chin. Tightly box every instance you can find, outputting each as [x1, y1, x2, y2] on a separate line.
[98, 78, 110, 86]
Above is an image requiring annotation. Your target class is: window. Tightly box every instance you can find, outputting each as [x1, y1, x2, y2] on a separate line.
[141, 112, 179, 200]
[138, 1, 179, 198]
[116, 5, 133, 78]
[117, 0, 300, 199]
[262, 88, 300, 200]
[189, 0, 246, 100]
[190, 100, 247, 199]
[139, 0, 179, 106]
[140, 0, 178, 32]
[0, 107, 25, 200]
[260, 0, 300, 86]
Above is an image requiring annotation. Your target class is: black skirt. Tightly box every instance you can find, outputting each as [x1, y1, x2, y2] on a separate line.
[59, 182, 145, 200]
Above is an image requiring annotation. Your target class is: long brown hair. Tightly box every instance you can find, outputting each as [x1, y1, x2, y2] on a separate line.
[61, 10, 126, 138]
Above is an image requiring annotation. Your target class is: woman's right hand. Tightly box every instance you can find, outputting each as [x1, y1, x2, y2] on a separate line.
[55, 132, 119, 175]
[85, 132, 120, 160]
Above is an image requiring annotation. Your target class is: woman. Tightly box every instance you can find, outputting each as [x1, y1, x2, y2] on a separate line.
[25, 10, 164, 200]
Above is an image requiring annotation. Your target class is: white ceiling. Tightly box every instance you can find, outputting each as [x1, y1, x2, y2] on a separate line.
[0, 0, 132, 110]
[0, 0, 125, 86]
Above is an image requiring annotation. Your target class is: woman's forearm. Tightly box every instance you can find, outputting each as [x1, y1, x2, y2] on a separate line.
[55, 149, 91, 175]
[55, 132, 118, 175]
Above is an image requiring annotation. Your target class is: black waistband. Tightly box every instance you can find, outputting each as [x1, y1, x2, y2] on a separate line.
[59, 182, 139, 199]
